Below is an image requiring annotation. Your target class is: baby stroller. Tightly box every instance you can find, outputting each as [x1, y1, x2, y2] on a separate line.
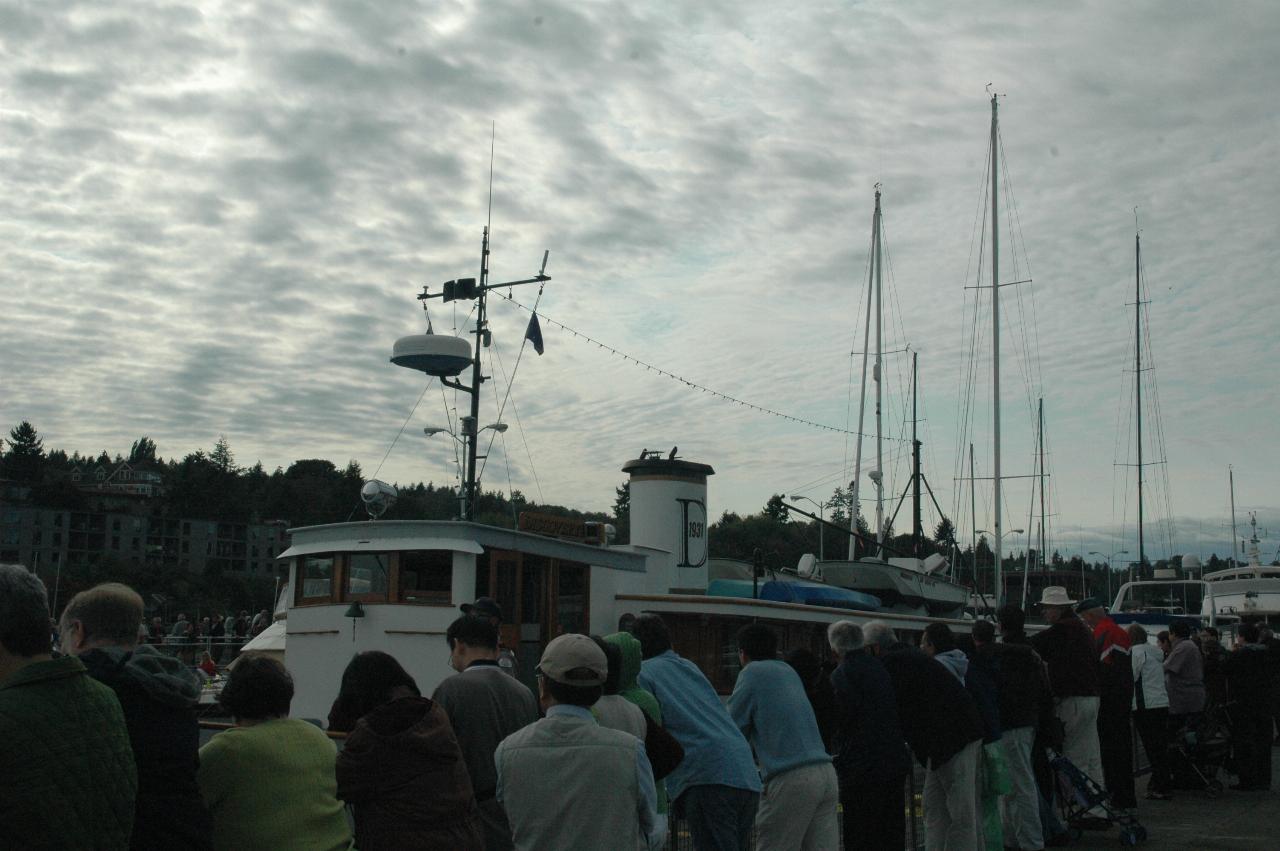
[1168, 707, 1231, 796]
[1047, 749, 1147, 846]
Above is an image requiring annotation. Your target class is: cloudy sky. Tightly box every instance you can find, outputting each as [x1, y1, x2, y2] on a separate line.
[2, 0, 1277, 563]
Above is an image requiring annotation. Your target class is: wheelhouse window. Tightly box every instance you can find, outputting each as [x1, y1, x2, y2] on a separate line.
[297, 554, 336, 603]
[398, 550, 453, 604]
[346, 552, 391, 601]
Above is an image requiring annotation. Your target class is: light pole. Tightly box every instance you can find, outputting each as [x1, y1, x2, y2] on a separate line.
[790, 495, 829, 561]
[1088, 550, 1129, 607]
[977, 528, 1024, 601]
[424, 421, 508, 518]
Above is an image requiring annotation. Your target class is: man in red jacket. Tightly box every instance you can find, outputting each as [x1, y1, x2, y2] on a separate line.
[1077, 598, 1136, 809]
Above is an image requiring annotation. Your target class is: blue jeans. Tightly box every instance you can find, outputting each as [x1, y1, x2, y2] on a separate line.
[677, 784, 759, 851]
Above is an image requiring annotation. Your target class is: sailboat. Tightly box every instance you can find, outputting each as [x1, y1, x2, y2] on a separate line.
[803, 187, 969, 618]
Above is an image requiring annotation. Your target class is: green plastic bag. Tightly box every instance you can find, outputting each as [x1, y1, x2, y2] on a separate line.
[981, 741, 1011, 851]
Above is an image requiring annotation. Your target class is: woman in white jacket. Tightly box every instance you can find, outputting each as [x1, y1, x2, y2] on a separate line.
[1128, 624, 1174, 799]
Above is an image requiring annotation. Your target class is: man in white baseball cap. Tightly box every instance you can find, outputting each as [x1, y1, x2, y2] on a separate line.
[494, 634, 664, 850]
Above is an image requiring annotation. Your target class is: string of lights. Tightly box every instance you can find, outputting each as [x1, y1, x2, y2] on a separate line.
[491, 289, 907, 442]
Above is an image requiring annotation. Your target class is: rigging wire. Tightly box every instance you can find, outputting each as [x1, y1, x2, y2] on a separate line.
[485, 330, 546, 503]
[489, 289, 905, 440]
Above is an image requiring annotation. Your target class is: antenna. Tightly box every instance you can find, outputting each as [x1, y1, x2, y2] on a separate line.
[539, 250, 550, 276]
[487, 122, 496, 231]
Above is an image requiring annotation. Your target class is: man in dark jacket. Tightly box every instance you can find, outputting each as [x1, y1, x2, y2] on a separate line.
[865, 620, 984, 850]
[60, 581, 212, 850]
[974, 619, 1051, 851]
[827, 621, 911, 850]
[1225, 623, 1272, 790]
[0, 564, 138, 850]
[1077, 598, 1137, 809]
[1031, 587, 1104, 801]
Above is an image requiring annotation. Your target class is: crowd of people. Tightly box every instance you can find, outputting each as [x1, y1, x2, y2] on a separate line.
[3, 562, 1279, 851]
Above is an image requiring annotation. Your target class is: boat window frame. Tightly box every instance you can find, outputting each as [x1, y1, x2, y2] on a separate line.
[396, 549, 455, 606]
[342, 552, 394, 604]
[296, 553, 338, 606]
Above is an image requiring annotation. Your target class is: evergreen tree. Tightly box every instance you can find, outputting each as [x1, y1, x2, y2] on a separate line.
[933, 516, 956, 546]
[4, 421, 46, 482]
[763, 494, 789, 522]
[210, 436, 237, 474]
[128, 436, 158, 466]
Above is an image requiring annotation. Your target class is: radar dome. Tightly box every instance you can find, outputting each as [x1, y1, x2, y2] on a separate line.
[391, 333, 472, 378]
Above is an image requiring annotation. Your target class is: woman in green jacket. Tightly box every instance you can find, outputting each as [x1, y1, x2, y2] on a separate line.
[197, 654, 352, 851]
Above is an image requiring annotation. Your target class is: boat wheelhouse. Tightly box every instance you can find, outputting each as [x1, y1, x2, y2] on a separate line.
[276, 452, 976, 721]
[1108, 577, 1239, 642]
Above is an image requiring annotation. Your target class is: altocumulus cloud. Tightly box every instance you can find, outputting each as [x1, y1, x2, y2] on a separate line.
[0, 0, 1277, 562]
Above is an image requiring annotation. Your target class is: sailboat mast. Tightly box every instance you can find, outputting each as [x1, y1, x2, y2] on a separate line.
[1135, 230, 1145, 571]
[970, 443, 978, 590]
[848, 189, 879, 560]
[912, 352, 922, 556]
[1038, 398, 1046, 564]
[874, 189, 886, 551]
[1229, 465, 1238, 569]
[990, 93, 1004, 606]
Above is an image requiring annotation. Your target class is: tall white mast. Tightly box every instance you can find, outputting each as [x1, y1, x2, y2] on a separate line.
[1229, 466, 1238, 569]
[990, 93, 1004, 607]
[874, 188, 886, 551]
[848, 189, 879, 560]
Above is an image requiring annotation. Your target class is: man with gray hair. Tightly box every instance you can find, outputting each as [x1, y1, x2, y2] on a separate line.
[863, 619, 984, 850]
[61, 582, 212, 850]
[0, 564, 137, 849]
[827, 620, 910, 850]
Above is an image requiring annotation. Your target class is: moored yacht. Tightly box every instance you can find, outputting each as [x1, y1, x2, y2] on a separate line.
[1201, 514, 1280, 623]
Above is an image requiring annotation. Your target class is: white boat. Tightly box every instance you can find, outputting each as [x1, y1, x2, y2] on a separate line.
[1202, 513, 1280, 622]
[1109, 577, 1239, 642]
[270, 233, 976, 723]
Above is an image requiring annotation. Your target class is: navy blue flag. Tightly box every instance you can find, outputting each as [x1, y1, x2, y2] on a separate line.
[525, 312, 544, 355]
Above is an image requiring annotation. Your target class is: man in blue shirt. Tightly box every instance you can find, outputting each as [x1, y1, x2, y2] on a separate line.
[728, 623, 838, 851]
[633, 614, 761, 851]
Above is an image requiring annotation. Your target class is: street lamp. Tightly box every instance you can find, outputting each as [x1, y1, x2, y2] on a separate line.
[790, 495, 829, 561]
[1088, 550, 1129, 607]
[976, 528, 1024, 599]
[424, 421, 509, 517]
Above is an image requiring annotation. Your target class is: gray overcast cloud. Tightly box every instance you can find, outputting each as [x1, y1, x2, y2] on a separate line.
[2, 1, 1277, 561]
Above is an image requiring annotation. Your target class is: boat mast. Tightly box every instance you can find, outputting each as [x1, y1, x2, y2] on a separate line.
[874, 188, 886, 553]
[970, 442, 978, 590]
[848, 189, 879, 560]
[1038, 398, 1047, 565]
[1229, 465, 1238, 569]
[990, 93, 1004, 606]
[911, 352, 922, 556]
[1135, 228, 1145, 572]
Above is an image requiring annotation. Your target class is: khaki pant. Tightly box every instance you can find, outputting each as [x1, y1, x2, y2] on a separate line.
[1000, 725, 1044, 850]
[754, 761, 839, 851]
[924, 739, 983, 850]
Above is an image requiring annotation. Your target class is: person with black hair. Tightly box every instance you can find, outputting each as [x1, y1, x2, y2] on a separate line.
[1163, 619, 1205, 728]
[728, 623, 838, 850]
[783, 647, 838, 751]
[197, 654, 352, 851]
[495, 634, 664, 850]
[633, 614, 761, 851]
[433, 615, 539, 851]
[331, 651, 483, 849]
[1225, 623, 1272, 790]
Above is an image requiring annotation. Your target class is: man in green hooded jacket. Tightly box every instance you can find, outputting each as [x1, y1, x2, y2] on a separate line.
[0, 563, 137, 850]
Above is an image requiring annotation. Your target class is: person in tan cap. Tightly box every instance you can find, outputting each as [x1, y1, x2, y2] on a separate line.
[1031, 586, 1105, 823]
[494, 634, 664, 850]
